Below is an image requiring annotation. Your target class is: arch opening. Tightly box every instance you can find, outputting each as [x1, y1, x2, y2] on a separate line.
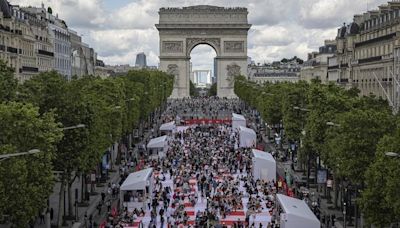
[189, 44, 217, 97]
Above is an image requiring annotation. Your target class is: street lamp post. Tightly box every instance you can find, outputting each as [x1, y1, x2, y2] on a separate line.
[293, 106, 310, 112]
[0, 149, 41, 161]
[326, 121, 341, 127]
[108, 105, 122, 171]
[58, 124, 86, 225]
[343, 202, 347, 228]
[293, 106, 310, 187]
[381, 152, 400, 228]
[125, 97, 137, 156]
[61, 124, 85, 131]
[385, 152, 400, 157]
[326, 121, 342, 208]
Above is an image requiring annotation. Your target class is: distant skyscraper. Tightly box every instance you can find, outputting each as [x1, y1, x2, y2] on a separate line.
[193, 70, 212, 88]
[213, 57, 217, 84]
[135, 52, 147, 68]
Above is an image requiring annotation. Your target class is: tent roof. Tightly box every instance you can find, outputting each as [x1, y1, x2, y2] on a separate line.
[252, 149, 275, 162]
[276, 194, 320, 222]
[147, 135, 168, 148]
[232, 113, 246, 121]
[120, 168, 153, 191]
[160, 121, 175, 131]
[239, 126, 256, 135]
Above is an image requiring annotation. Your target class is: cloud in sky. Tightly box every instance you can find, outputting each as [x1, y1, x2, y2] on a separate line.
[10, 0, 389, 70]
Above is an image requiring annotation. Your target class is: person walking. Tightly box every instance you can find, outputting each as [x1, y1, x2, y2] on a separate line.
[50, 207, 54, 221]
[84, 212, 88, 227]
[106, 199, 111, 212]
[39, 210, 45, 224]
[89, 214, 93, 228]
[97, 201, 102, 215]
[101, 191, 106, 202]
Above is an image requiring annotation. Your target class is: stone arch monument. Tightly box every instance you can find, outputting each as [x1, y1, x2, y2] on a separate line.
[156, 5, 251, 98]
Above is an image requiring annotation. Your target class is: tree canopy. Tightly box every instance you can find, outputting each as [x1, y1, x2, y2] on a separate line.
[234, 76, 398, 226]
[0, 69, 173, 226]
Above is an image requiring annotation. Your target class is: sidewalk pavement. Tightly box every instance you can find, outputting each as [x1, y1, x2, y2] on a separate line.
[33, 164, 121, 228]
[260, 134, 353, 228]
[31, 118, 159, 228]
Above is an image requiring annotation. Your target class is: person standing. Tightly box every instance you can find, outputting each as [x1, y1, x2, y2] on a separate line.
[106, 200, 111, 212]
[39, 210, 45, 224]
[89, 214, 93, 228]
[50, 207, 54, 221]
[84, 212, 88, 227]
[97, 201, 102, 215]
[101, 191, 106, 202]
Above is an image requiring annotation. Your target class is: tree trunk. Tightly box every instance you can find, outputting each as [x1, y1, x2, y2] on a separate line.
[324, 169, 329, 198]
[91, 173, 95, 194]
[307, 154, 311, 188]
[68, 178, 73, 217]
[333, 175, 340, 209]
[80, 173, 85, 203]
[354, 186, 358, 228]
[314, 156, 318, 187]
[57, 181, 65, 227]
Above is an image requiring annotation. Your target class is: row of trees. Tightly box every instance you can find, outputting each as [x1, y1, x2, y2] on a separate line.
[189, 80, 199, 97]
[234, 76, 400, 226]
[208, 83, 217, 97]
[0, 60, 174, 226]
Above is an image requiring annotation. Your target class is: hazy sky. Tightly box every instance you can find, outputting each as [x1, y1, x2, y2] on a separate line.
[10, 0, 388, 71]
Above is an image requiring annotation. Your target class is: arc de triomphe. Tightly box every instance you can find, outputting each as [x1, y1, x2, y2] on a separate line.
[156, 5, 251, 98]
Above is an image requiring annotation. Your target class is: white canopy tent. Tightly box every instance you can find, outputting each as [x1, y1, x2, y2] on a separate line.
[147, 135, 169, 158]
[276, 194, 320, 228]
[232, 113, 246, 131]
[252, 149, 276, 182]
[120, 168, 154, 212]
[239, 126, 256, 148]
[159, 121, 176, 133]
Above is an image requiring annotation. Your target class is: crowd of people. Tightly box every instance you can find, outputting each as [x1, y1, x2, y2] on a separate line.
[163, 97, 244, 121]
[100, 97, 296, 228]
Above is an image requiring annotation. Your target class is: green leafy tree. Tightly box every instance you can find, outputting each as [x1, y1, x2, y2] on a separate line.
[0, 102, 63, 226]
[208, 83, 217, 97]
[190, 80, 198, 97]
[0, 59, 17, 102]
[325, 109, 394, 184]
[281, 82, 309, 142]
[17, 71, 67, 114]
[360, 131, 400, 226]
[11, 69, 174, 226]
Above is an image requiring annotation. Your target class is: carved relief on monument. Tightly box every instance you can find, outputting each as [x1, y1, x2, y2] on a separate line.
[224, 41, 244, 53]
[162, 41, 183, 53]
[226, 63, 241, 87]
[186, 38, 221, 55]
[167, 64, 180, 87]
[159, 29, 248, 36]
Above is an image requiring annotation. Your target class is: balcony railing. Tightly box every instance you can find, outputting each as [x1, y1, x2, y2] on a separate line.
[337, 78, 349, 83]
[20, 66, 39, 73]
[355, 33, 396, 48]
[7, 47, 18, 54]
[38, 49, 54, 57]
[358, 56, 382, 64]
[328, 65, 339, 70]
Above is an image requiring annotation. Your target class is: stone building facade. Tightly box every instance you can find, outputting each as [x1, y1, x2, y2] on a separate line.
[0, 0, 99, 83]
[300, 40, 336, 83]
[48, 16, 71, 80]
[327, 1, 400, 110]
[248, 60, 301, 84]
[0, 2, 40, 82]
[23, 7, 54, 74]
